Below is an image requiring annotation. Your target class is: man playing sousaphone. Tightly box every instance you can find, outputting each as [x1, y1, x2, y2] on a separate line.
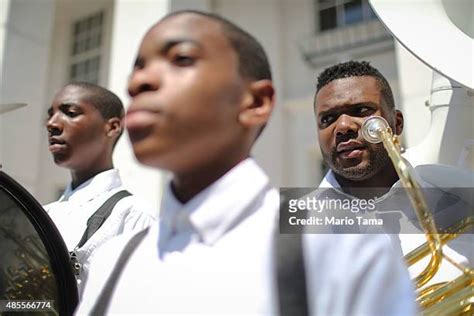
[313, 60, 473, 313]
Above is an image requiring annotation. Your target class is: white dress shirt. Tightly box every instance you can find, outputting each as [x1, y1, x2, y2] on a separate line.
[319, 166, 473, 287]
[43, 169, 156, 293]
[77, 159, 415, 315]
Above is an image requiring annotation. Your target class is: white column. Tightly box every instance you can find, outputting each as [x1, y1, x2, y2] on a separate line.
[0, 0, 10, 166]
[107, 0, 171, 210]
[214, 0, 285, 187]
[0, 0, 55, 194]
[0, 0, 10, 83]
[170, 0, 212, 11]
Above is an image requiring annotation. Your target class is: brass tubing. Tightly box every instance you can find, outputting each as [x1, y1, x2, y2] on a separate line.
[423, 282, 474, 316]
[405, 216, 474, 267]
[378, 129, 443, 288]
[417, 282, 448, 305]
[418, 272, 473, 309]
[362, 117, 473, 314]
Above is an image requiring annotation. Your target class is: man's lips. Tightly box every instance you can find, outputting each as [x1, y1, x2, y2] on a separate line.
[336, 140, 366, 159]
[339, 149, 364, 159]
[125, 109, 158, 132]
[125, 106, 160, 144]
[48, 138, 67, 153]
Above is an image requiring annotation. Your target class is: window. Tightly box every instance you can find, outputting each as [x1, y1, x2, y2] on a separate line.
[316, 0, 376, 32]
[69, 11, 104, 84]
[301, 0, 392, 66]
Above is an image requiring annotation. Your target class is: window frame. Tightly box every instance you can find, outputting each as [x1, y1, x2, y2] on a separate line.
[68, 11, 105, 84]
[315, 0, 376, 33]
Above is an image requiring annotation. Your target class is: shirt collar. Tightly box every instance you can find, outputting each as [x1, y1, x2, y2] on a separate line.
[159, 158, 270, 245]
[319, 169, 341, 189]
[59, 169, 122, 202]
[319, 167, 433, 202]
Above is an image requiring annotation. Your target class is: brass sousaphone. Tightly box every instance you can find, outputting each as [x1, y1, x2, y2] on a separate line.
[366, 1, 473, 314]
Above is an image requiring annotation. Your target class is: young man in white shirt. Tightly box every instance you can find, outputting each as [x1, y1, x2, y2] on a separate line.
[77, 12, 415, 315]
[44, 82, 156, 293]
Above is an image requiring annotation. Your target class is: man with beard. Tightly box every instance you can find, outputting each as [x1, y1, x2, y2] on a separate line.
[314, 61, 473, 287]
[315, 61, 403, 198]
[44, 82, 156, 294]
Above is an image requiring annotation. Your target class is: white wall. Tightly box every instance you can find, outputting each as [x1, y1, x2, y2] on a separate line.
[0, 0, 55, 195]
[0, 0, 10, 88]
[107, 0, 170, 210]
[213, 0, 285, 187]
[0, 0, 11, 166]
[279, 0, 317, 101]
[170, 0, 213, 11]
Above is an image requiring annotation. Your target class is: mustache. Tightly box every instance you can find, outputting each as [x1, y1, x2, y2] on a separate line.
[335, 130, 358, 146]
[331, 130, 369, 157]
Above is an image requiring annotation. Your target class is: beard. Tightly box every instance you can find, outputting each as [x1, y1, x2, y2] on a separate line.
[324, 142, 392, 181]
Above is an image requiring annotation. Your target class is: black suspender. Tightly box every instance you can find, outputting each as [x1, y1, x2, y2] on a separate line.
[70, 190, 131, 276]
[75, 190, 131, 249]
[275, 232, 309, 316]
[90, 227, 150, 315]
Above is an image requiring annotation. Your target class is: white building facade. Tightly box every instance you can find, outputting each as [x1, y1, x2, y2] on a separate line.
[1, 0, 436, 209]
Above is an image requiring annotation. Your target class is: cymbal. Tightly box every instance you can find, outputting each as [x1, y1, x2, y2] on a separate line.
[0, 103, 27, 114]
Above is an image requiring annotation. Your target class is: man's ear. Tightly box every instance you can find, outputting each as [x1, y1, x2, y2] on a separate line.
[238, 79, 275, 128]
[106, 117, 122, 138]
[394, 110, 404, 135]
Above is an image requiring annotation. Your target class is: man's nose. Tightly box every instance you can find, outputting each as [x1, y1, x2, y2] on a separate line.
[46, 113, 62, 136]
[128, 63, 161, 98]
[334, 114, 359, 138]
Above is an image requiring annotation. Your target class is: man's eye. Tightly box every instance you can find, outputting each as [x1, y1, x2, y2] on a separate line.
[172, 54, 195, 66]
[320, 114, 335, 126]
[65, 110, 79, 118]
[354, 106, 371, 116]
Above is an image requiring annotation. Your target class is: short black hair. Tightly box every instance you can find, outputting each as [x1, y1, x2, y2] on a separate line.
[67, 82, 124, 120]
[161, 10, 272, 139]
[316, 61, 395, 109]
[67, 82, 125, 143]
[162, 10, 272, 81]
